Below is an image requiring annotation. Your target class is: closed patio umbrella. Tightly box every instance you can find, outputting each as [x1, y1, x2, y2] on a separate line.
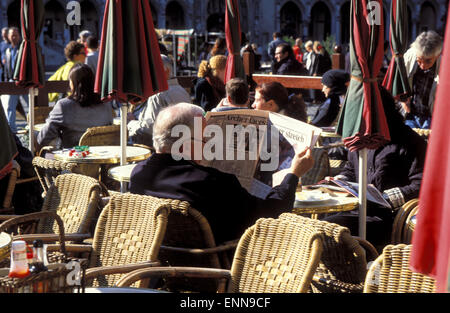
[410, 12, 450, 293]
[382, 0, 411, 101]
[336, 0, 389, 239]
[224, 0, 246, 83]
[13, 0, 45, 155]
[95, 0, 168, 190]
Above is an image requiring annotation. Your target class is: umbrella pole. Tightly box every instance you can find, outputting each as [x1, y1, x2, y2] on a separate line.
[120, 103, 128, 193]
[172, 34, 177, 76]
[358, 148, 368, 239]
[28, 88, 36, 155]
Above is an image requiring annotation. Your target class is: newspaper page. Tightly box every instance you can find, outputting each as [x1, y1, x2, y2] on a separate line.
[202, 109, 322, 198]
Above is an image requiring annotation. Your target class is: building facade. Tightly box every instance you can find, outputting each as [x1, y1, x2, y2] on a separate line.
[0, 0, 448, 69]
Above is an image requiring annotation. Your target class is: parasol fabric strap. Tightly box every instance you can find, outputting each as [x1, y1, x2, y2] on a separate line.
[351, 75, 378, 83]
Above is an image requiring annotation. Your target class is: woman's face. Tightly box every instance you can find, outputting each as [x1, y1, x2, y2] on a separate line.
[321, 84, 331, 98]
[252, 90, 279, 112]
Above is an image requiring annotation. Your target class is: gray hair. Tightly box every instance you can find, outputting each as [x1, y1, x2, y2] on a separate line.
[305, 40, 313, 48]
[160, 54, 173, 74]
[153, 103, 205, 153]
[411, 31, 443, 57]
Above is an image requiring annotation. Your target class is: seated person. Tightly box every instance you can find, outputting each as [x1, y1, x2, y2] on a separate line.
[252, 82, 307, 122]
[323, 87, 428, 247]
[212, 77, 250, 112]
[193, 55, 227, 112]
[129, 103, 314, 243]
[127, 54, 191, 146]
[272, 43, 308, 76]
[37, 63, 113, 150]
[311, 69, 350, 127]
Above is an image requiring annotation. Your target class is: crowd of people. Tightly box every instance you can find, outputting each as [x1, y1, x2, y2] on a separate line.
[0, 26, 444, 251]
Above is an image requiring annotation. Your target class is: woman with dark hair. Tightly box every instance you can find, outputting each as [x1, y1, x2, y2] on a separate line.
[323, 87, 428, 248]
[311, 69, 350, 127]
[252, 82, 307, 122]
[37, 63, 113, 149]
[207, 37, 227, 60]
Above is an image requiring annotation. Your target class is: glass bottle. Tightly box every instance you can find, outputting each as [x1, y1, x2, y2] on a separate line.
[8, 240, 30, 278]
[29, 240, 48, 273]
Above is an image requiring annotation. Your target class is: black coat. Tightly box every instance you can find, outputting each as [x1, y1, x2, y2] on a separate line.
[311, 95, 341, 127]
[129, 153, 299, 243]
[273, 57, 308, 76]
[193, 77, 224, 112]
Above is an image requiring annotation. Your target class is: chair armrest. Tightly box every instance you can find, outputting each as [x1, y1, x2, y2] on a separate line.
[85, 261, 160, 282]
[353, 236, 379, 262]
[312, 275, 364, 293]
[160, 240, 238, 255]
[13, 233, 92, 244]
[0, 215, 20, 222]
[115, 266, 231, 289]
[46, 243, 93, 254]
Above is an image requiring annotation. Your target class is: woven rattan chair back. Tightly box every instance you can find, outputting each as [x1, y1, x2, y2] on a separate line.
[1, 161, 20, 214]
[228, 217, 323, 293]
[32, 157, 79, 196]
[89, 193, 169, 287]
[364, 244, 436, 293]
[78, 125, 121, 146]
[27, 106, 53, 124]
[302, 148, 330, 186]
[391, 198, 419, 244]
[279, 213, 368, 293]
[157, 198, 225, 292]
[37, 173, 102, 235]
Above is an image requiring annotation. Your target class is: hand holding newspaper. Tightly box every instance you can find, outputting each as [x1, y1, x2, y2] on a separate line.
[201, 109, 322, 198]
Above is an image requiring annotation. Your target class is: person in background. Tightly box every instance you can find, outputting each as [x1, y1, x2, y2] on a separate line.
[213, 78, 249, 112]
[129, 102, 315, 244]
[293, 38, 304, 64]
[198, 42, 212, 63]
[310, 41, 332, 103]
[323, 87, 427, 248]
[78, 29, 91, 54]
[401, 31, 442, 129]
[127, 54, 191, 146]
[1, 27, 28, 133]
[37, 63, 113, 149]
[0, 27, 10, 82]
[194, 55, 227, 112]
[267, 32, 287, 63]
[47, 41, 87, 103]
[85, 36, 99, 75]
[304, 41, 315, 75]
[272, 43, 307, 76]
[207, 37, 227, 60]
[252, 82, 307, 122]
[251, 43, 262, 71]
[311, 69, 350, 127]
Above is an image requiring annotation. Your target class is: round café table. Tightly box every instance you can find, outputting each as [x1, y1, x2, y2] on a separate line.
[53, 146, 151, 164]
[293, 187, 359, 219]
[108, 164, 137, 183]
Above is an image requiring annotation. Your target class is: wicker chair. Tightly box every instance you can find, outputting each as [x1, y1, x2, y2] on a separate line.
[28, 106, 53, 125]
[32, 156, 80, 197]
[391, 198, 419, 244]
[60, 193, 169, 287]
[364, 244, 436, 293]
[0, 161, 20, 215]
[302, 147, 330, 186]
[78, 124, 121, 146]
[115, 217, 324, 293]
[156, 198, 239, 292]
[278, 213, 377, 293]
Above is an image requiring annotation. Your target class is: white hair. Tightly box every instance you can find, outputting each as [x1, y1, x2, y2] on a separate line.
[153, 103, 205, 153]
[160, 54, 173, 74]
[411, 31, 443, 58]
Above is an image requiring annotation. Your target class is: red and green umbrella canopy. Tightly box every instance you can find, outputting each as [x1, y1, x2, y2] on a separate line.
[224, 0, 246, 83]
[382, 0, 411, 101]
[13, 0, 45, 88]
[337, 0, 390, 152]
[95, 0, 168, 105]
[410, 11, 450, 293]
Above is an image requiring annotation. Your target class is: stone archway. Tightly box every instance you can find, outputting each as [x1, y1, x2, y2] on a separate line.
[419, 1, 437, 33]
[309, 1, 331, 41]
[280, 1, 303, 39]
[149, 0, 158, 27]
[207, 0, 225, 32]
[166, 1, 185, 30]
[6, 0, 20, 29]
[340, 1, 350, 44]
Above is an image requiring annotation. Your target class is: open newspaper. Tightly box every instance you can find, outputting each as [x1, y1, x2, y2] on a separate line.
[201, 109, 322, 199]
